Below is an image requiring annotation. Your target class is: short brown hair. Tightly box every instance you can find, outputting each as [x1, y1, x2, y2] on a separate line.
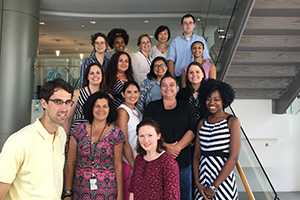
[136, 120, 165, 155]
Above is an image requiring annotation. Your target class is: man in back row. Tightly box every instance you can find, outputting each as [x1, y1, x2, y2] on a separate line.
[167, 13, 210, 81]
[0, 78, 74, 200]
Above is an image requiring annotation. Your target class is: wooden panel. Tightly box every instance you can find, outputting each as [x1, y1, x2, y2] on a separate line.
[227, 65, 298, 77]
[246, 17, 300, 30]
[254, 0, 300, 9]
[239, 35, 300, 48]
[234, 89, 282, 99]
[232, 51, 300, 64]
[224, 77, 292, 89]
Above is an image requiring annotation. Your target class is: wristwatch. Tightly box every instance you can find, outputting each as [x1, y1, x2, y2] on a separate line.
[209, 185, 218, 193]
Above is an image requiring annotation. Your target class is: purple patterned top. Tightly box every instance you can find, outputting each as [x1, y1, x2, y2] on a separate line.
[72, 123, 125, 200]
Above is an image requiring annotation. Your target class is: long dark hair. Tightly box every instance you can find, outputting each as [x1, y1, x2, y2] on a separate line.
[185, 62, 206, 93]
[82, 63, 105, 90]
[105, 51, 134, 92]
[147, 56, 170, 80]
[83, 91, 116, 124]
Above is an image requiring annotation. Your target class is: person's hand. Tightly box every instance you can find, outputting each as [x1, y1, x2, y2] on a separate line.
[165, 142, 181, 158]
[195, 182, 209, 200]
[203, 186, 215, 200]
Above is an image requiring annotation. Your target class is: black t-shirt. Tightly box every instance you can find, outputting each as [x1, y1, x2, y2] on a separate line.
[143, 99, 194, 168]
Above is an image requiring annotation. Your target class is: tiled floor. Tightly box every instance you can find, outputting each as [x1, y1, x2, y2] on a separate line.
[277, 192, 300, 200]
[239, 192, 300, 200]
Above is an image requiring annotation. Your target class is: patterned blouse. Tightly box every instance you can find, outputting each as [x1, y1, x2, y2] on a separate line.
[130, 152, 180, 200]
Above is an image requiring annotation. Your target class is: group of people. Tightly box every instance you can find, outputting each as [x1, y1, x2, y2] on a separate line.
[0, 13, 240, 200]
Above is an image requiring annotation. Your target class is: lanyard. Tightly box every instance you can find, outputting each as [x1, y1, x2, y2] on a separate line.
[89, 123, 107, 176]
[139, 51, 151, 66]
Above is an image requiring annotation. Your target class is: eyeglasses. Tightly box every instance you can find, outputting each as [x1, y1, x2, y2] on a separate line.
[48, 99, 74, 106]
[154, 63, 167, 68]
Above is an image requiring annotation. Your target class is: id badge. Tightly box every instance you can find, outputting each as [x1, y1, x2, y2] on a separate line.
[89, 177, 98, 190]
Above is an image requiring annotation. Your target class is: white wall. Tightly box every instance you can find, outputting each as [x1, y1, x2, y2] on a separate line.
[231, 99, 300, 192]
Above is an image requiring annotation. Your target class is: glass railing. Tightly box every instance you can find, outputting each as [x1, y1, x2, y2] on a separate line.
[229, 106, 280, 200]
[214, 0, 280, 199]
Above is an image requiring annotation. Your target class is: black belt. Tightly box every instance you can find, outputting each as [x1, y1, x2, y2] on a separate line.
[201, 150, 229, 158]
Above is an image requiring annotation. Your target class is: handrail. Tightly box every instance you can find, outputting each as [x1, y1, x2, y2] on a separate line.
[236, 161, 255, 200]
[229, 106, 280, 200]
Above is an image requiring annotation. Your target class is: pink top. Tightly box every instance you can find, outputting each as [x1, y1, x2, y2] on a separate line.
[130, 152, 180, 200]
[201, 59, 213, 79]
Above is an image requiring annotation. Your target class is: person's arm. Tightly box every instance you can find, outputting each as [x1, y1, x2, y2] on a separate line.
[79, 59, 88, 87]
[0, 182, 10, 200]
[205, 117, 241, 198]
[209, 63, 217, 79]
[163, 157, 180, 200]
[63, 136, 77, 199]
[136, 79, 152, 112]
[167, 60, 175, 77]
[114, 142, 124, 200]
[0, 136, 24, 200]
[201, 38, 211, 60]
[167, 39, 176, 76]
[116, 108, 135, 167]
[174, 129, 194, 155]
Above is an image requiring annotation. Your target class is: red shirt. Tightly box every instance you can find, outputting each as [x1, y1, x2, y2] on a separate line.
[130, 152, 180, 200]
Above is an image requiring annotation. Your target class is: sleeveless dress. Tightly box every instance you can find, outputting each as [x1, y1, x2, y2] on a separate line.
[201, 59, 213, 80]
[110, 80, 126, 111]
[72, 123, 125, 200]
[70, 87, 90, 134]
[194, 116, 238, 200]
[117, 104, 142, 200]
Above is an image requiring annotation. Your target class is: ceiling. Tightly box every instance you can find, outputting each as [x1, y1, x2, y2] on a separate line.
[38, 0, 236, 55]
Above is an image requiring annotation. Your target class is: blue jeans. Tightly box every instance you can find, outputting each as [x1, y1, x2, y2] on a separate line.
[180, 164, 192, 200]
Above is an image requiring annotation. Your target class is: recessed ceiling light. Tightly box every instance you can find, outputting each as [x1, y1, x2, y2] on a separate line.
[81, 24, 85, 28]
[143, 19, 150, 24]
[55, 50, 60, 57]
[89, 20, 96, 24]
[79, 53, 84, 60]
[39, 21, 45, 25]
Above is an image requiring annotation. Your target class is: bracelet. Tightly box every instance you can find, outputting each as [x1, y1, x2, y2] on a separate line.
[209, 185, 218, 193]
[62, 189, 72, 198]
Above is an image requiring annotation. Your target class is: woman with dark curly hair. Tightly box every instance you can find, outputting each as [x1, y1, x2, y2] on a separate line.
[64, 92, 124, 200]
[107, 28, 129, 53]
[105, 51, 135, 111]
[79, 32, 110, 85]
[193, 79, 240, 200]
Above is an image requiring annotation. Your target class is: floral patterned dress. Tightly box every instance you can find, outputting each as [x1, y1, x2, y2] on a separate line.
[72, 123, 125, 200]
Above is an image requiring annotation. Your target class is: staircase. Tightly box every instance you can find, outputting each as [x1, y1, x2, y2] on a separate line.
[222, 0, 300, 114]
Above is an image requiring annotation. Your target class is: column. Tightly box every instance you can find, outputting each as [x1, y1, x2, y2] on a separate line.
[0, 0, 40, 147]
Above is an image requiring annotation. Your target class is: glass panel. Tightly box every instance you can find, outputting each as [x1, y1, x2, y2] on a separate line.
[236, 135, 277, 199]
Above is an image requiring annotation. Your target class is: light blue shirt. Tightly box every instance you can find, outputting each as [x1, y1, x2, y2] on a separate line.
[167, 34, 210, 77]
[137, 78, 161, 112]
